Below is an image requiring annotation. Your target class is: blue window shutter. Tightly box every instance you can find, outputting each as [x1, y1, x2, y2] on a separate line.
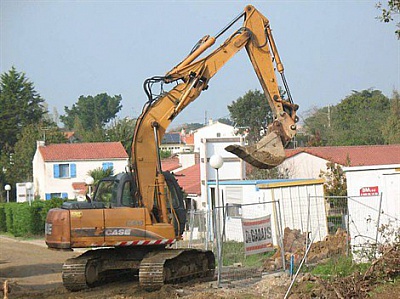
[45, 193, 51, 200]
[102, 162, 113, 170]
[62, 193, 68, 199]
[53, 164, 60, 178]
[70, 164, 76, 178]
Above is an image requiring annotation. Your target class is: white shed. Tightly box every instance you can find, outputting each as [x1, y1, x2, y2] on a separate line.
[344, 164, 400, 258]
[208, 178, 327, 246]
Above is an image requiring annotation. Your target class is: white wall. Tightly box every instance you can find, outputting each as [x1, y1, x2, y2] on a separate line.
[194, 122, 236, 153]
[279, 152, 329, 179]
[344, 164, 400, 258]
[200, 137, 245, 210]
[208, 179, 327, 246]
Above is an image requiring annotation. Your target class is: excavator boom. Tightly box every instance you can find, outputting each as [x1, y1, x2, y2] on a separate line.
[132, 5, 298, 212]
[45, 5, 299, 292]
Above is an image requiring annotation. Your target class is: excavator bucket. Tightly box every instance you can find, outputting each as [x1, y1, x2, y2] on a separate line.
[225, 131, 286, 169]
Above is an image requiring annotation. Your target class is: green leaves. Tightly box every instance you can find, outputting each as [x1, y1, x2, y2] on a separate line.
[228, 89, 273, 143]
[304, 89, 393, 146]
[0, 67, 46, 151]
[60, 93, 122, 131]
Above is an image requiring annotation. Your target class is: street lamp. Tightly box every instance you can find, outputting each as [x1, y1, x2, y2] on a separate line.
[26, 182, 33, 206]
[85, 176, 94, 197]
[4, 184, 11, 203]
[210, 154, 224, 287]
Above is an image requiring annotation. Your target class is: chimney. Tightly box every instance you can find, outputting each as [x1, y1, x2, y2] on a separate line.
[37, 140, 45, 148]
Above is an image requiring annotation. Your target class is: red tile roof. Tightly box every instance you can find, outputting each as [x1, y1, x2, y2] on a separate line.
[72, 182, 87, 195]
[285, 145, 400, 166]
[174, 164, 200, 195]
[185, 134, 194, 145]
[161, 156, 180, 171]
[39, 142, 128, 161]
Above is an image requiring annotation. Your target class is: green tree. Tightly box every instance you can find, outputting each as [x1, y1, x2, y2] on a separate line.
[329, 90, 390, 145]
[217, 118, 234, 126]
[320, 161, 348, 197]
[106, 117, 136, 159]
[87, 167, 114, 189]
[376, 0, 400, 38]
[72, 116, 106, 142]
[303, 106, 332, 146]
[60, 93, 122, 131]
[6, 124, 66, 190]
[0, 67, 46, 152]
[382, 90, 400, 144]
[228, 90, 273, 143]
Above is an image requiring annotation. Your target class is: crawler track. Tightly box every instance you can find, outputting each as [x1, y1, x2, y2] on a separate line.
[61, 248, 215, 292]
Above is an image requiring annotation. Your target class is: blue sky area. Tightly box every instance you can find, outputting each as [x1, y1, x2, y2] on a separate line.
[1, 0, 399, 127]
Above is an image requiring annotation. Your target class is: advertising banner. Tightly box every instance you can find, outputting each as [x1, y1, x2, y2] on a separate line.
[241, 215, 273, 256]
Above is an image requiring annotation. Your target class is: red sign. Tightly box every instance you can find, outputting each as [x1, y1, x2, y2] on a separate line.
[360, 186, 379, 196]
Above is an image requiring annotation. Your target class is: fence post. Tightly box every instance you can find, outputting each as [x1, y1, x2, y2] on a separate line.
[188, 198, 195, 248]
[375, 192, 383, 256]
[275, 200, 286, 271]
[305, 194, 311, 264]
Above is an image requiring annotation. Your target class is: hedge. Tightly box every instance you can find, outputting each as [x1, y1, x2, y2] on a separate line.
[0, 198, 64, 237]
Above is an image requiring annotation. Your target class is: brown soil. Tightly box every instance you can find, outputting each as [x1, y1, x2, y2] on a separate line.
[0, 235, 399, 299]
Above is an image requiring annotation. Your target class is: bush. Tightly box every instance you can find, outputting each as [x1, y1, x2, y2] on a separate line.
[0, 198, 65, 237]
[0, 204, 6, 232]
[4, 203, 16, 235]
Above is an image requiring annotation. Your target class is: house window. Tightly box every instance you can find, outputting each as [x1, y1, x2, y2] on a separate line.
[227, 204, 242, 217]
[53, 164, 76, 178]
[216, 133, 221, 137]
[59, 164, 69, 178]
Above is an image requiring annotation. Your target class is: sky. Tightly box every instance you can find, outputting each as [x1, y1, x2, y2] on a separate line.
[1, 0, 399, 128]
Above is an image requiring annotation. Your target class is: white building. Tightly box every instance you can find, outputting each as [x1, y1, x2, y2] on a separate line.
[344, 164, 400, 260]
[193, 120, 246, 209]
[281, 145, 400, 179]
[193, 121, 237, 153]
[207, 178, 327, 246]
[33, 141, 129, 200]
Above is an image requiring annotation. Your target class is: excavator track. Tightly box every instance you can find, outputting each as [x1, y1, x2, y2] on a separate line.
[62, 257, 93, 291]
[139, 249, 215, 290]
[61, 248, 215, 292]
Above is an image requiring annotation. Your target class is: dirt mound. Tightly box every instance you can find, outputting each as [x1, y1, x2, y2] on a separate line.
[263, 227, 347, 271]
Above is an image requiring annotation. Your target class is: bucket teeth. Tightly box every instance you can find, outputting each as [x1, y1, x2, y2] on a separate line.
[225, 131, 285, 169]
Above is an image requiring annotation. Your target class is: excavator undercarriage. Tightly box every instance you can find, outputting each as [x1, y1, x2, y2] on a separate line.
[62, 247, 215, 291]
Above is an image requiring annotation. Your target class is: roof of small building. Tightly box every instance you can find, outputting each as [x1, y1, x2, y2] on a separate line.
[174, 164, 200, 195]
[39, 142, 128, 162]
[72, 182, 87, 195]
[161, 156, 181, 171]
[285, 144, 400, 166]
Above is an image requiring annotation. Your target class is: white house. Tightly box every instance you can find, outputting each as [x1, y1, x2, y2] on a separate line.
[193, 120, 237, 153]
[281, 145, 400, 179]
[344, 163, 400, 260]
[33, 141, 129, 200]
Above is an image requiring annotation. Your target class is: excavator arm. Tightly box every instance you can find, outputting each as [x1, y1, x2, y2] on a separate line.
[131, 5, 298, 217]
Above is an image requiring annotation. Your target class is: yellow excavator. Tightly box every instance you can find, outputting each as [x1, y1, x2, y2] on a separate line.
[45, 5, 298, 291]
